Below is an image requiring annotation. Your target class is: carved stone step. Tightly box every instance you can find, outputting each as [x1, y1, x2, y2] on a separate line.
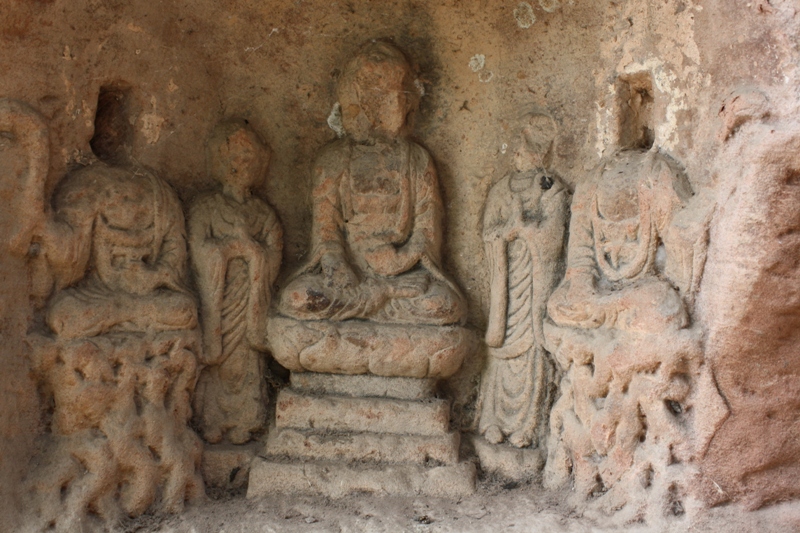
[264, 426, 460, 465]
[275, 388, 451, 436]
[247, 457, 476, 499]
[290, 372, 437, 400]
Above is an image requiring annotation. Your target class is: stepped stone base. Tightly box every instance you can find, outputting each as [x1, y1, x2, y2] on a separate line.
[275, 388, 450, 436]
[247, 372, 476, 499]
[266, 426, 460, 465]
[471, 434, 545, 482]
[247, 459, 476, 499]
[290, 372, 437, 400]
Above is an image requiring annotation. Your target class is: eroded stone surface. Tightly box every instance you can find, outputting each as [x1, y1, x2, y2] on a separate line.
[698, 111, 800, 510]
[11, 98, 205, 530]
[290, 372, 437, 400]
[275, 388, 451, 436]
[543, 149, 726, 521]
[471, 434, 545, 482]
[202, 442, 260, 491]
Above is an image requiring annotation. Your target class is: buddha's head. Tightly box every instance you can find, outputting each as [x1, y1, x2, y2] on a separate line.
[337, 41, 421, 143]
[513, 112, 557, 173]
[208, 119, 270, 195]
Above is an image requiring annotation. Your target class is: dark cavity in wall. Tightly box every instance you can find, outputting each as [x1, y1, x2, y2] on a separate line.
[616, 72, 655, 150]
[90, 83, 133, 163]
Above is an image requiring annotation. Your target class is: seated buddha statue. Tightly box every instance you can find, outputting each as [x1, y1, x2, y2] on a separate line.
[546, 149, 696, 336]
[270, 41, 472, 379]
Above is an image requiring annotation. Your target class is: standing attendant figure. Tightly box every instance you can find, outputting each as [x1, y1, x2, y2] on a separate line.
[479, 113, 569, 448]
[190, 119, 283, 444]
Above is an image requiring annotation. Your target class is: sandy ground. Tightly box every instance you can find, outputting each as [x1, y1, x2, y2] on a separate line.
[120, 479, 800, 533]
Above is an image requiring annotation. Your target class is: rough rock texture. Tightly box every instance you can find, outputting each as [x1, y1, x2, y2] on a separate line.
[698, 109, 800, 510]
[247, 460, 477, 499]
[4, 95, 207, 530]
[470, 434, 545, 482]
[274, 388, 451, 436]
[289, 371, 438, 399]
[265, 426, 460, 465]
[1, 0, 800, 530]
[541, 148, 723, 523]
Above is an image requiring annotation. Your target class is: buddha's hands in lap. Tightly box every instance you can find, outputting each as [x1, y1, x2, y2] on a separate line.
[384, 271, 429, 299]
[102, 260, 165, 296]
[362, 243, 423, 277]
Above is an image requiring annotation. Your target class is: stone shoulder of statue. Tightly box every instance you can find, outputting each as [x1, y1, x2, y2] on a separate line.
[483, 170, 568, 241]
[188, 191, 281, 263]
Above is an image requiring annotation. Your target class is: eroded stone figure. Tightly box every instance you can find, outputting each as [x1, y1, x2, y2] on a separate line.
[9, 98, 204, 530]
[543, 148, 726, 519]
[478, 113, 568, 449]
[189, 119, 283, 445]
[270, 41, 471, 378]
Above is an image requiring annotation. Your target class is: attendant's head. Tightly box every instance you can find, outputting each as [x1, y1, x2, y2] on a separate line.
[513, 112, 557, 173]
[208, 119, 270, 197]
[338, 40, 421, 142]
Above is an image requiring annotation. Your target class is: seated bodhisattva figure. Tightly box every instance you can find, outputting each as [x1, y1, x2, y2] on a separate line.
[543, 148, 726, 517]
[189, 119, 283, 445]
[271, 41, 472, 379]
[14, 93, 204, 530]
[42, 163, 195, 338]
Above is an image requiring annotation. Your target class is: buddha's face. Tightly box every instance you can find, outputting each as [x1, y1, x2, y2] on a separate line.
[339, 58, 412, 142]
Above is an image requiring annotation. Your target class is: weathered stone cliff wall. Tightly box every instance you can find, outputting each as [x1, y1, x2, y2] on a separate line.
[1, 0, 799, 527]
